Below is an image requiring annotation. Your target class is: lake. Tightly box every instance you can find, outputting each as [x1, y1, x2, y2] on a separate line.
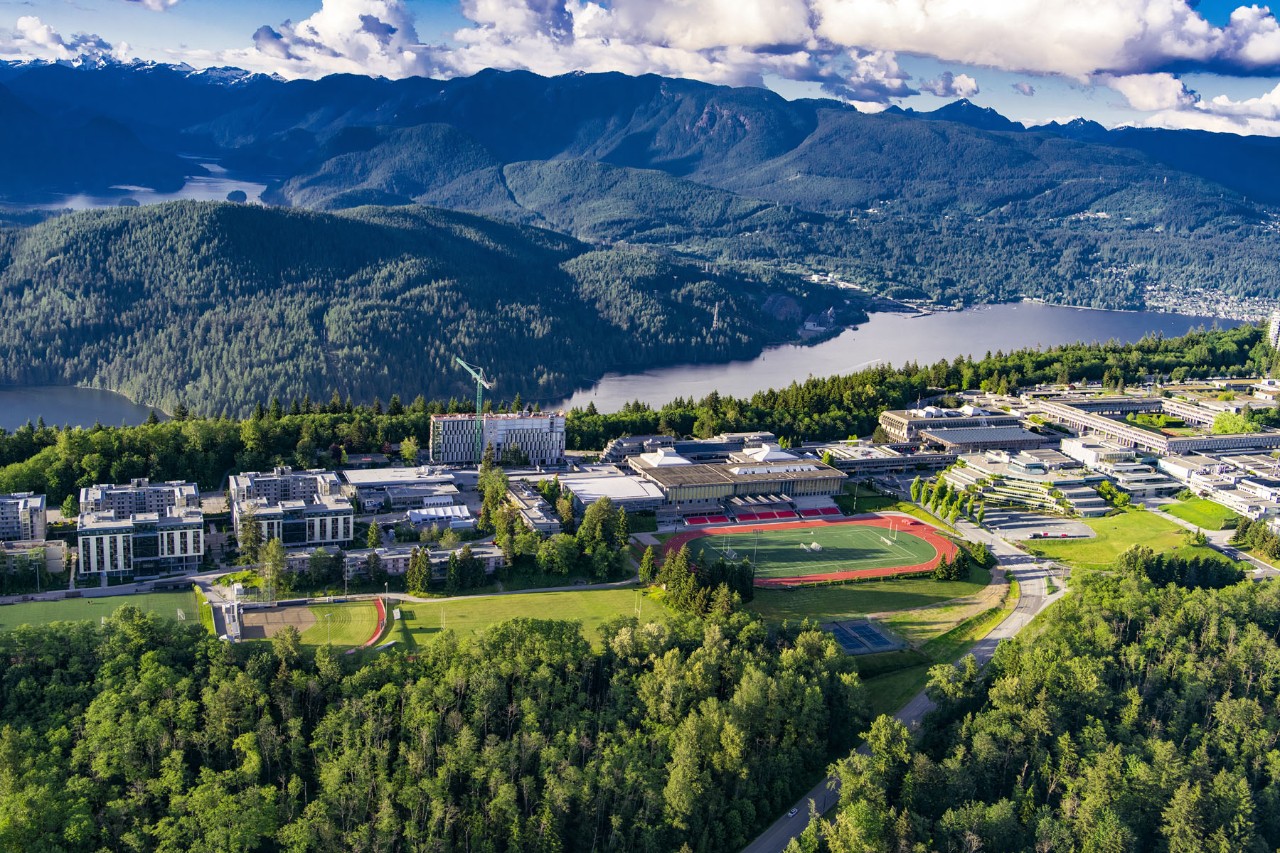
[0, 386, 164, 432]
[39, 161, 267, 211]
[0, 304, 1243, 427]
[551, 303, 1242, 412]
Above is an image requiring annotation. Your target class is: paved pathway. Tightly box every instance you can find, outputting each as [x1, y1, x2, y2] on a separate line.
[742, 519, 1068, 853]
[1147, 504, 1280, 579]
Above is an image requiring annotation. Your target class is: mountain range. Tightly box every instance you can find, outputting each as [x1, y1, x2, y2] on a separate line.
[0, 60, 1278, 413]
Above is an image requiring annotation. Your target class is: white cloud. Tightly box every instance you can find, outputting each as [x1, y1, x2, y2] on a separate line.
[0, 16, 124, 63]
[1012, 81, 1036, 96]
[245, 0, 433, 79]
[920, 70, 979, 98]
[125, 0, 181, 11]
[1101, 71, 1198, 111]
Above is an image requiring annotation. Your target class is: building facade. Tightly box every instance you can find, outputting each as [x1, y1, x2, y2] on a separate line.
[0, 492, 46, 542]
[77, 479, 204, 577]
[429, 412, 567, 465]
[231, 467, 353, 548]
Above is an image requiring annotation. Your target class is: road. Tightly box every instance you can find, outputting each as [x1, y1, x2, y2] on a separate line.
[742, 520, 1067, 853]
[1148, 504, 1280, 580]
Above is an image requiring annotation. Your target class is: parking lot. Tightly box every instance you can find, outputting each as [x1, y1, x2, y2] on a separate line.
[982, 510, 1095, 541]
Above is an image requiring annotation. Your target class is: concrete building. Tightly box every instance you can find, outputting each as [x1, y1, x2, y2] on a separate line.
[1269, 309, 1280, 349]
[600, 431, 776, 464]
[628, 444, 845, 520]
[506, 480, 561, 535]
[802, 441, 957, 477]
[917, 425, 1051, 453]
[560, 474, 666, 513]
[339, 467, 459, 510]
[0, 492, 45, 542]
[878, 406, 1021, 443]
[429, 411, 567, 466]
[77, 479, 204, 578]
[1039, 397, 1280, 454]
[231, 467, 353, 548]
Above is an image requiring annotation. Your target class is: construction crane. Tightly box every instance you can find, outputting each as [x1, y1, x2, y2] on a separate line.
[455, 357, 495, 463]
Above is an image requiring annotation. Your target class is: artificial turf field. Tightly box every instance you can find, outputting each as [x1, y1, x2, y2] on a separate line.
[0, 591, 199, 631]
[670, 516, 955, 587]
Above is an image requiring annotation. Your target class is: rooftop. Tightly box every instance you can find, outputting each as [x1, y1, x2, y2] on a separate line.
[340, 467, 455, 487]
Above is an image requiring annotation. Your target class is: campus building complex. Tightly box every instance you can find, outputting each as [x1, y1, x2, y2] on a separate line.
[230, 467, 353, 548]
[878, 406, 1022, 443]
[0, 492, 46, 542]
[1038, 397, 1280, 454]
[77, 479, 204, 577]
[429, 412, 567, 465]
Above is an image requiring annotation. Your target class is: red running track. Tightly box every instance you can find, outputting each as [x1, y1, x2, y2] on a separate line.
[662, 514, 959, 588]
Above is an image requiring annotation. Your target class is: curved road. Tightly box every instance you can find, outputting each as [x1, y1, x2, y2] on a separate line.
[742, 520, 1068, 853]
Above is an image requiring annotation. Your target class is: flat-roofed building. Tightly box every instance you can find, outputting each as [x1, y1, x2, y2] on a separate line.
[803, 441, 956, 476]
[506, 480, 561, 535]
[561, 475, 666, 513]
[918, 425, 1051, 453]
[599, 431, 776, 464]
[231, 467, 352, 548]
[629, 447, 845, 512]
[879, 406, 1021, 443]
[77, 479, 204, 578]
[340, 466, 458, 510]
[429, 412, 566, 465]
[0, 492, 45, 542]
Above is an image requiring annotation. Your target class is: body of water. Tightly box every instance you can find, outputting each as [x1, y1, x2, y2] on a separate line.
[0, 386, 163, 431]
[552, 303, 1242, 412]
[40, 162, 267, 211]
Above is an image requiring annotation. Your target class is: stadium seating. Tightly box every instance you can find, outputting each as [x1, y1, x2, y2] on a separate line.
[706, 515, 730, 525]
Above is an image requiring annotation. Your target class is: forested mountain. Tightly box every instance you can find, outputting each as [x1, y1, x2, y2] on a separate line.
[0, 201, 842, 417]
[3, 62, 1280, 309]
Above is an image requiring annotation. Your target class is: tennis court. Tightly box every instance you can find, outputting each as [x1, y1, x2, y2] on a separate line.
[665, 514, 957, 587]
[825, 620, 902, 655]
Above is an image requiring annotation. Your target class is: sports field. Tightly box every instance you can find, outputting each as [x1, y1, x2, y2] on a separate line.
[667, 515, 956, 587]
[0, 591, 199, 631]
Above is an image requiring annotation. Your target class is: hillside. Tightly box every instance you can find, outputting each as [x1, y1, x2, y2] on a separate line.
[0, 202, 845, 416]
[3, 63, 1280, 310]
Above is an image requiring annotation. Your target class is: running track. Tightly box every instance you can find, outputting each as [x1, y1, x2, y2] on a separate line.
[662, 514, 959, 588]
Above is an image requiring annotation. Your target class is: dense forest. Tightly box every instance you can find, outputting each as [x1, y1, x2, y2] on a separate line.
[789, 566, 1280, 851]
[0, 608, 863, 852]
[0, 201, 847, 417]
[0, 324, 1268, 506]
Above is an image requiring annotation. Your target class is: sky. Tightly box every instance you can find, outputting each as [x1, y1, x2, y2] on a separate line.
[7, 0, 1280, 134]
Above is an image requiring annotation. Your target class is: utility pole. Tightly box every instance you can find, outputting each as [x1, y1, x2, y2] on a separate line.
[455, 357, 495, 463]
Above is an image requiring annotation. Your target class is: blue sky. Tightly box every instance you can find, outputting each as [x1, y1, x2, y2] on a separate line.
[7, 0, 1280, 135]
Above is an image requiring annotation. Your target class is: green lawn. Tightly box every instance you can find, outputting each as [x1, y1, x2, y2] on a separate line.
[833, 489, 898, 515]
[689, 523, 937, 580]
[301, 603, 380, 647]
[749, 566, 991, 624]
[1161, 497, 1240, 531]
[860, 582, 1018, 718]
[1030, 509, 1227, 570]
[393, 587, 669, 644]
[0, 591, 200, 631]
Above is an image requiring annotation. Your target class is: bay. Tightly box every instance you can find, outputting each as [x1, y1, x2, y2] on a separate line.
[0, 386, 164, 431]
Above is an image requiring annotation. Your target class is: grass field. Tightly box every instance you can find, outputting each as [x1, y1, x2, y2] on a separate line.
[749, 566, 991, 624]
[0, 591, 200, 631]
[1161, 497, 1240, 531]
[1029, 509, 1228, 569]
[687, 523, 937, 580]
[860, 579, 1019, 717]
[300, 603, 380, 647]
[387, 587, 670, 646]
[833, 490, 898, 515]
